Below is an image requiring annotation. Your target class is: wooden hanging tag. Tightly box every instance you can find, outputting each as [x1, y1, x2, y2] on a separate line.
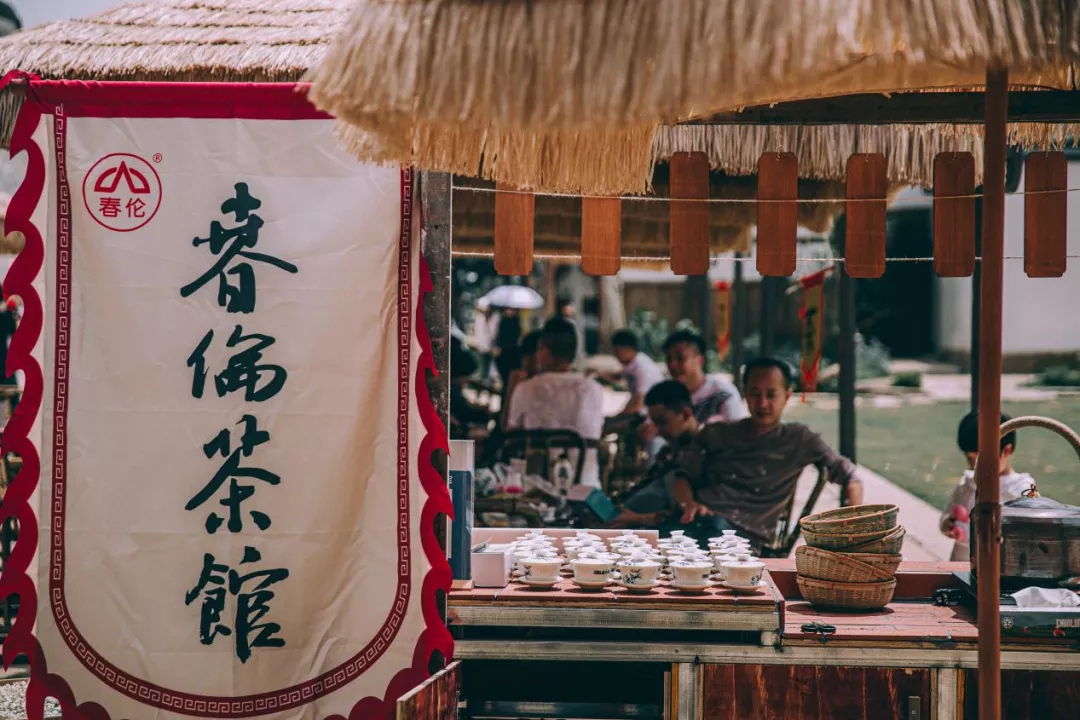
[756, 152, 798, 277]
[845, 154, 888, 278]
[581, 196, 622, 276]
[494, 182, 535, 276]
[669, 152, 711, 275]
[1024, 151, 1067, 278]
[933, 152, 976, 277]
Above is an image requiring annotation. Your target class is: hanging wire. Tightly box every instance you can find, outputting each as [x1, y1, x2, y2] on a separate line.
[451, 183, 1080, 204]
[449, 251, 1080, 264]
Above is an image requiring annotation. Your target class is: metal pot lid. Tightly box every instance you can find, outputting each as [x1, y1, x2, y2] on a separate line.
[1002, 496, 1080, 525]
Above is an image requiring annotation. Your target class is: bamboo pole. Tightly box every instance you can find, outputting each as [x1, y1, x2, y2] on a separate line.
[976, 67, 1007, 720]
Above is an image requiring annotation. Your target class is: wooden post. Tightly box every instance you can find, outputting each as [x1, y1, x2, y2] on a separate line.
[731, 252, 746, 378]
[976, 67, 1008, 720]
[971, 195, 983, 411]
[836, 215, 857, 463]
[760, 276, 778, 357]
[420, 171, 452, 628]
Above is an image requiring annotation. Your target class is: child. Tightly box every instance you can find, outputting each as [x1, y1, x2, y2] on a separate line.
[940, 411, 1038, 561]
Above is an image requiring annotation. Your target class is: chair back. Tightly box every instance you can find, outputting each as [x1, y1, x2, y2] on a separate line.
[759, 463, 830, 558]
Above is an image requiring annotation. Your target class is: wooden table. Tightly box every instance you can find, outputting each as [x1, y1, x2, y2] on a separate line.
[449, 561, 1080, 720]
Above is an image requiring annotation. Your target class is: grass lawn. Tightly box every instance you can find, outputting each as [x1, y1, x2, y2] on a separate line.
[784, 396, 1080, 509]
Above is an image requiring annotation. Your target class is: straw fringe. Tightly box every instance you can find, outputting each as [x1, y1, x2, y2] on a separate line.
[307, 0, 1080, 194]
[337, 121, 658, 194]
[0, 0, 351, 146]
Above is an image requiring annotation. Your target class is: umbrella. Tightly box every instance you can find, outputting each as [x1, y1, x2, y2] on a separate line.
[480, 285, 544, 310]
[307, 0, 1080, 195]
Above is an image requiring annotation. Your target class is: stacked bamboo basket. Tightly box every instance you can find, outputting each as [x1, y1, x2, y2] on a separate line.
[795, 504, 904, 611]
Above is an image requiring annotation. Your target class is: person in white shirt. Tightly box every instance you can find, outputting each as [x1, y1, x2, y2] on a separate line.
[506, 318, 606, 488]
[941, 411, 1038, 562]
[611, 329, 665, 416]
[662, 330, 749, 425]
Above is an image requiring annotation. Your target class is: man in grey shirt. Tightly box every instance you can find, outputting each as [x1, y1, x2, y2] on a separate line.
[670, 357, 864, 548]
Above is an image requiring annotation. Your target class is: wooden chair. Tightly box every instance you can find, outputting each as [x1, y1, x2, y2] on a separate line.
[759, 463, 831, 558]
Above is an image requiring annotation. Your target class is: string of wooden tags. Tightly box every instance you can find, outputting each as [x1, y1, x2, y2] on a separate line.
[669, 152, 711, 275]
[756, 152, 798, 277]
[494, 182, 535, 276]
[933, 152, 977, 277]
[1024, 152, 1067, 278]
[581, 197, 622, 276]
[845, 154, 888, 278]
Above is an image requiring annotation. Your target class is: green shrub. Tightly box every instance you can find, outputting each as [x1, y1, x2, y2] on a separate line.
[1034, 365, 1080, 387]
[893, 372, 923, 389]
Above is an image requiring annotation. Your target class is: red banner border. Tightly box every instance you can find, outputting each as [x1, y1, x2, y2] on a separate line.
[0, 76, 452, 720]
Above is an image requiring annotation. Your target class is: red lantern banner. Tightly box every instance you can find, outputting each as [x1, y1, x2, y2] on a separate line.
[714, 281, 732, 360]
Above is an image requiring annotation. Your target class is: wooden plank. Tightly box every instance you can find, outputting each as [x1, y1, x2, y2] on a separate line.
[962, 669, 1080, 720]
[845, 154, 888, 278]
[934, 152, 977, 277]
[580, 196, 622, 275]
[669, 152, 711, 275]
[493, 182, 534, 276]
[396, 661, 460, 720]
[690, 91, 1080, 125]
[1024, 151, 1068, 278]
[756, 152, 798, 277]
[702, 665, 932, 720]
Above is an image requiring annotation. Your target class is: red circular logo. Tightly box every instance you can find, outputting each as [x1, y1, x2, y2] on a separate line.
[82, 153, 163, 232]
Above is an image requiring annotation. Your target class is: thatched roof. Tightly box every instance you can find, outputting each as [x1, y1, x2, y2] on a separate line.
[309, 0, 1080, 194]
[0, 0, 349, 144]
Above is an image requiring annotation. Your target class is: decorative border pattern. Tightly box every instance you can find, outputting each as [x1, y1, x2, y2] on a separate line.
[0, 77, 453, 720]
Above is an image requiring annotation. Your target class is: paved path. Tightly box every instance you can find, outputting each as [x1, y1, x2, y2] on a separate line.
[791, 465, 954, 562]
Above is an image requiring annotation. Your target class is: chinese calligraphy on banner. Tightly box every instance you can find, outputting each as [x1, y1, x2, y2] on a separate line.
[0, 80, 451, 720]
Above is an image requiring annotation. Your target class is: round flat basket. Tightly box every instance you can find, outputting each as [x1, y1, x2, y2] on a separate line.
[801, 504, 899, 535]
[797, 575, 897, 611]
[795, 546, 893, 583]
[839, 552, 903, 575]
[845, 526, 906, 555]
[802, 525, 894, 551]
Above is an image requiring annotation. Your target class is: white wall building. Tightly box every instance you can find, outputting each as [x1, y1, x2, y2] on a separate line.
[936, 159, 1080, 365]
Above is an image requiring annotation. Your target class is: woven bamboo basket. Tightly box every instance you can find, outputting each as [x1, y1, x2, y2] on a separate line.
[845, 526, 906, 554]
[800, 504, 899, 535]
[802, 524, 895, 551]
[839, 552, 903, 575]
[795, 546, 893, 583]
[797, 575, 898, 611]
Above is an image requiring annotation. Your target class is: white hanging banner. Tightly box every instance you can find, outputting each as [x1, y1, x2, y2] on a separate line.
[0, 79, 451, 720]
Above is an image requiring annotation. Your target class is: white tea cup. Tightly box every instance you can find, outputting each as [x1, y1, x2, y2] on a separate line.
[616, 557, 660, 586]
[572, 557, 616, 582]
[520, 556, 563, 582]
[722, 555, 765, 588]
[671, 559, 714, 585]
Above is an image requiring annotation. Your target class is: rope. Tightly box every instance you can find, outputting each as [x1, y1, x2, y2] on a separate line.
[450, 251, 1080, 263]
[451, 183, 1080, 204]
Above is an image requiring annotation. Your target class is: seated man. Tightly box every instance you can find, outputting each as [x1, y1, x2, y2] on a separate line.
[669, 357, 864, 548]
[499, 330, 542, 431]
[663, 329, 749, 425]
[609, 380, 701, 528]
[612, 329, 665, 417]
[506, 318, 605, 488]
